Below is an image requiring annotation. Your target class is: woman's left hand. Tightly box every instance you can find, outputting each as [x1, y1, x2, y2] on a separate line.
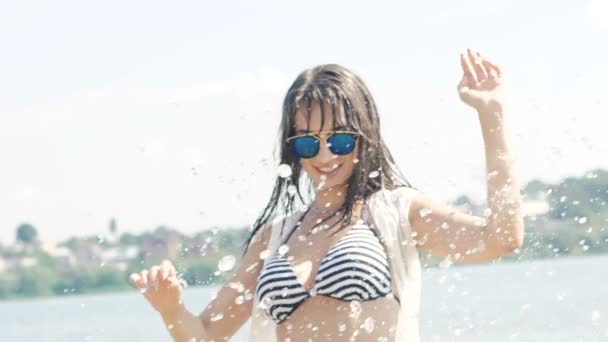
[457, 48, 506, 114]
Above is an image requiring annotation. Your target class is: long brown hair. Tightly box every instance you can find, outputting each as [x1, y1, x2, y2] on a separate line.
[243, 64, 415, 254]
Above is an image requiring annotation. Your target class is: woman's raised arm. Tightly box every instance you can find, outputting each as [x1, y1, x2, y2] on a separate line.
[129, 223, 272, 341]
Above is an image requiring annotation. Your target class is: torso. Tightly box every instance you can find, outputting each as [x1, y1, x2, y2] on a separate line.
[256, 204, 400, 341]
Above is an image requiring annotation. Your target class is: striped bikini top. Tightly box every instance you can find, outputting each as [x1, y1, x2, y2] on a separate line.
[255, 218, 396, 323]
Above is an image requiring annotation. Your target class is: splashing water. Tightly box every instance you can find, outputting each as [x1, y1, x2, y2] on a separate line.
[316, 175, 327, 190]
[419, 208, 433, 218]
[277, 164, 292, 178]
[278, 245, 290, 256]
[287, 184, 297, 196]
[259, 249, 271, 260]
[218, 255, 236, 272]
[362, 317, 375, 333]
[210, 313, 224, 322]
[349, 300, 362, 317]
[592, 310, 601, 323]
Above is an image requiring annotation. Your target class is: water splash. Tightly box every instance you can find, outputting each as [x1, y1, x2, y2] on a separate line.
[277, 164, 292, 178]
[218, 255, 236, 272]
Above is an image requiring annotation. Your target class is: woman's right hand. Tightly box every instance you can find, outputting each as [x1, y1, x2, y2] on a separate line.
[129, 259, 184, 316]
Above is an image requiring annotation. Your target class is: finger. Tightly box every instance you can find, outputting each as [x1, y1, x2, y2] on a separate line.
[483, 59, 499, 78]
[160, 264, 169, 282]
[468, 48, 487, 83]
[161, 260, 176, 280]
[161, 260, 174, 282]
[483, 59, 502, 78]
[460, 54, 475, 88]
[166, 260, 177, 278]
[460, 53, 473, 79]
[139, 270, 149, 288]
[129, 273, 146, 289]
[148, 266, 160, 289]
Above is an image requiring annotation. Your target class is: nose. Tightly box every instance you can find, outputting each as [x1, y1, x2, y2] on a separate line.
[315, 137, 337, 164]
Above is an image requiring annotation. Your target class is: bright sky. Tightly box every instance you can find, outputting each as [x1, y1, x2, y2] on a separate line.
[1, 0, 606, 244]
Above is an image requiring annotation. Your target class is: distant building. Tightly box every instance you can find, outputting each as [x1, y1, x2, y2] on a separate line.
[101, 245, 140, 271]
[73, 240, 104, 266]
[53, 247, 76, 272]
[142, 233, 182, 263]
[39, 240, 58, 256]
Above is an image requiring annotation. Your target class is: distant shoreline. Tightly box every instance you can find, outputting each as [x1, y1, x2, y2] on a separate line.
[2, 252, 606, 303]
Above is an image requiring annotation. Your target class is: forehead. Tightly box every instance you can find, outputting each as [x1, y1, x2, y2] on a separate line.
[293, 101, 348, 132]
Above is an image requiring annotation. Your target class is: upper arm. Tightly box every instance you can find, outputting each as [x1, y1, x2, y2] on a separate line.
[198, 223, 272, 340]
[408, 191, 516, 263]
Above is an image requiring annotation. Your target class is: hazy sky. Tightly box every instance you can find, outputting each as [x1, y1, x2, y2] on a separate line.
[1, 0, 606, 244]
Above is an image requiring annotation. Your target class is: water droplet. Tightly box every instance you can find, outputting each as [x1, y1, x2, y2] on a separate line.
[368, 170, 380, 178]
[439, 256, 453, 269]
[259, 297, 272, 309]
[317, 175, 327, 190]
[419, 208, 433, 217]
[338, 322, 347, 332]
[235, 296, 245, 305]
[362, 317, 375, 333]
[592, 310, 601, 322]
[278, 245, 289, 256]
[210, 313, 224, 321]
[287, 185, 297, 195]
[228, 281, 245, 292]
[350, 300, 362, 316]
[259, 249, 270, 260]
[218, 255, 236, 272]
[578, 217, 588, 224]
[277, 164, 292, 178]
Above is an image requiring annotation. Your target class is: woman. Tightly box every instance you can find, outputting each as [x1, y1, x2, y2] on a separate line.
[129, 48, 524, 341]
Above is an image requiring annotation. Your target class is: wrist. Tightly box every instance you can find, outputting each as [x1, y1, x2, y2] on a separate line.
[160, 302, 187, 322]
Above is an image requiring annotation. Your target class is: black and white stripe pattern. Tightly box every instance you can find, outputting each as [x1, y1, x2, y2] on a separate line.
[255, 255, 311, 322]
[255, 224, 392, 323]
[315, 224, 392, 301]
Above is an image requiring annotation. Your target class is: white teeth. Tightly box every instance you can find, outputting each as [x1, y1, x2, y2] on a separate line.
[318, 165, 341, 173]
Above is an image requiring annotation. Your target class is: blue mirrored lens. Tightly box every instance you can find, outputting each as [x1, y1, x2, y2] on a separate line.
[328, 133, 356, 155]
[292, 136, 319, 158]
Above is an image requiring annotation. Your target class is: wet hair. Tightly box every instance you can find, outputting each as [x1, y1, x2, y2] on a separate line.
[243, 64, 415, 254]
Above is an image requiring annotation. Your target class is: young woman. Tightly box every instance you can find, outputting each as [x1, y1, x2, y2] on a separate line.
[129, 48, 524, 341]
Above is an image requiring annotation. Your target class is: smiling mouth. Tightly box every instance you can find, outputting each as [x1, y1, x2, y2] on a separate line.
[315, 164, 342, 176]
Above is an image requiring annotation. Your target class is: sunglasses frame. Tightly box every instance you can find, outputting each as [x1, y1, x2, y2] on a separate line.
[286, 130, 359, 159]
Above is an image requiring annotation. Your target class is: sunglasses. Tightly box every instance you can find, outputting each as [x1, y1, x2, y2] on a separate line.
[286, 130, 358, 159]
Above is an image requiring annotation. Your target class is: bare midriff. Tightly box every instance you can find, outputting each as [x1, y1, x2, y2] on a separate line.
[276, 294, 400, 341]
